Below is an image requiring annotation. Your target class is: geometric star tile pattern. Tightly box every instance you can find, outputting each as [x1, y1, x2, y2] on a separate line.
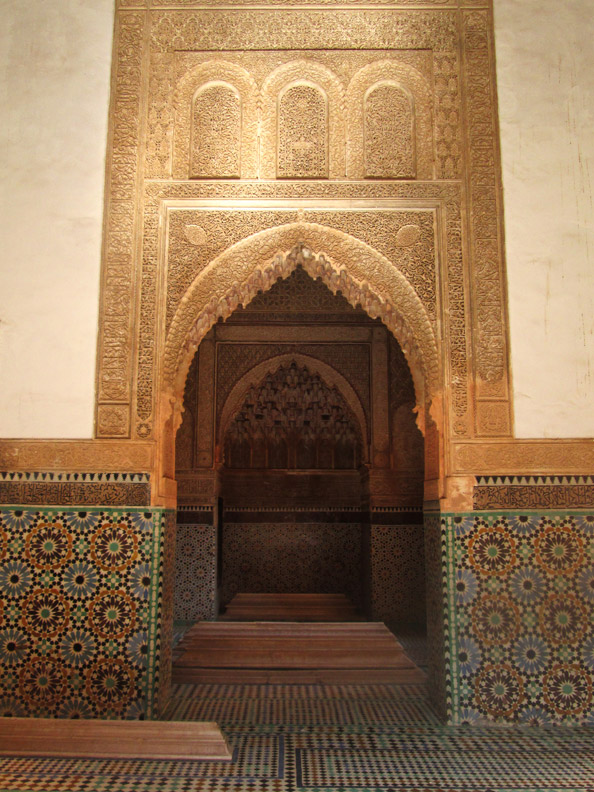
[0, 507, 167, 719]
[220, 522, 363, 608]
[2, 682, 594, 790]
[174, 524, 217, 622]
[447, 511, 594, 724]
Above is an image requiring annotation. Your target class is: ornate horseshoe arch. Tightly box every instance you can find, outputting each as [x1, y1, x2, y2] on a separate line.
[218, 352, 370, 463]
[155, 222, 441, 498]
[163, 223, 438, 402]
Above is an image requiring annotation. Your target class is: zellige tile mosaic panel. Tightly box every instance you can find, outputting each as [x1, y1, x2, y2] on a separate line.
[447, 511, 594, 724]
[0, 507, 167, 719]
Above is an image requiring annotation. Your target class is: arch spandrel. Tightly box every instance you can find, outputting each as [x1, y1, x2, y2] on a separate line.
[162, 222, 440, 431]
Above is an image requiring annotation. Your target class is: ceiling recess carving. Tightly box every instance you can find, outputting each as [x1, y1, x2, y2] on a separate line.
[224, 361, 363, 470]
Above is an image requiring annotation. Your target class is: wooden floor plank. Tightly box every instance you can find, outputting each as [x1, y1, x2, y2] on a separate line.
[0, 719, 232, 761]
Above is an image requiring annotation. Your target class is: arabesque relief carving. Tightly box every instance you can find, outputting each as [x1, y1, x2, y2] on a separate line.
[190, 82, 241, 178]
[96, 11, 144, 418]
[277, 83, 328, 179]
[219, 353, 369, 458]
[163, 205, 438, 331]
[173, 61, 258, 180]
[215, 340, 372, 441]
[260, 61, 344, 179]
[150, 10, 458, 52]
[462, 11, 509, 413]
[232, 261, 368, 318]
[0, 442, 154, 472]
[122, 0, 457, 7]
[453, 442, 594, 476]
[84, 2, 594, 494]
[364, 82, 415, 179]
[135, 183, 466, 446]
[345, 60, 433, 179]
[163, 231, 439, 425]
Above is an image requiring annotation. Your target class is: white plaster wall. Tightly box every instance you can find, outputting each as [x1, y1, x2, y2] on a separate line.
[0, 0, 113, 438]
[494, 0, 594, 437]
[0, 1, 592, 440]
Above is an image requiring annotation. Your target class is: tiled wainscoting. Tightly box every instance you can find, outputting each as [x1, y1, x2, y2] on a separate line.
[172, 508, 427, 626]
[433, 510, 594, 724]
[4, 471, 593, 728]
[371, 509, 425, 627]
[220, 511, 364, 609]
[0, 503, 172, 719]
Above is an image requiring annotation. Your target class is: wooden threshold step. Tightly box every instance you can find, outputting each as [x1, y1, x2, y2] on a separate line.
[173, 619, 425, 686]
[180, 622, 389, 635]
[222, 592, 362, 622]
[172, 667, 427, 684]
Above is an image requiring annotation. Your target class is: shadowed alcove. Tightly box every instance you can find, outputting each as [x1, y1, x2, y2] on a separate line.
[172, 265, 426, 664]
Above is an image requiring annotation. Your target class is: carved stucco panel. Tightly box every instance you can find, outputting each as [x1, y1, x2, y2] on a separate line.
[164, 206, 437, 331]
[277, 82, 329, 178]
[96, 11, 145, 434]
[137, 199, 160, 432]
[149, 0, 456, 7]
[346, 60, 433, 180]
[462, 10, 511, 437]
[91, 3, 536, 490]
[173, 60, 258, 179]
[150, 10, 458, 53]
[162, 225, 440, 421]
[475, 401, 512, 438]
[364, 82, 416, 179]
[146, 53, 176, 179]
[165, 210, 295, 331]
[453, 442, 594, 476]
[134, 181, 467, 441]
[172, 49, 433, 101]
[260, 61, 345, 179]
[296, 210, 437, 323]
[433, 51, 462, 179]
[191, 82, 242, 178]
[0, 442, 155, 473]
[96, 405, 131, 439]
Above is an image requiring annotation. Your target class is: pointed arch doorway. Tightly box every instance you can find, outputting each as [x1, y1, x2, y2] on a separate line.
[170, 259, 431, 682]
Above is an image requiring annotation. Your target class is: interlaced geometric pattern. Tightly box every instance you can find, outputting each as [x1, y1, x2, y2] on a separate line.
[450, 511, 594, 724]
[0, 507, 164, 719]
[2, 682, 594, 790]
